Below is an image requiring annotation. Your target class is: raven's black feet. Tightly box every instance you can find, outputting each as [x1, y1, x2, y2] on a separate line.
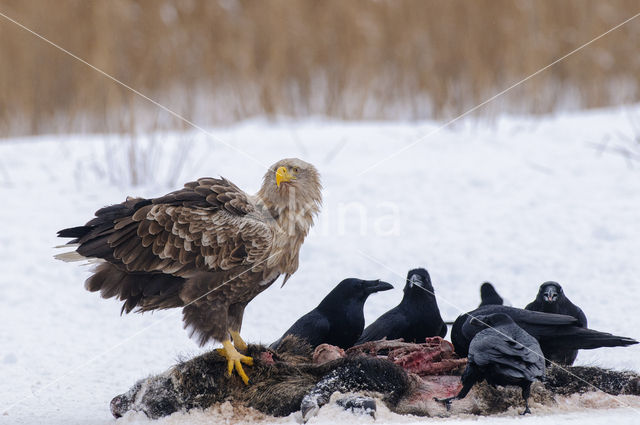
[433, 396, 454, 411]
[520, 406, 532, 415]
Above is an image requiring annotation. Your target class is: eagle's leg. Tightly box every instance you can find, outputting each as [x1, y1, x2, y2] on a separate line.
[228, 303, 247, 351]
[216, 340, 254, 385]
[230, 330, 248, 351]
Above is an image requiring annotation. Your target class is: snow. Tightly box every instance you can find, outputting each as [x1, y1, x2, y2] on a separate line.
[1, 106, 640, 424]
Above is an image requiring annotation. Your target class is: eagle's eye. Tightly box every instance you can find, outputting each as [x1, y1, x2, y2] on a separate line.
[292, 166, 300, 173]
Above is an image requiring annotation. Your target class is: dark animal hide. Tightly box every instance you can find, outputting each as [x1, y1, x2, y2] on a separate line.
[111, 336, 640, 420]
[111, 336, 412, 420]
[544, 365, 640, 396]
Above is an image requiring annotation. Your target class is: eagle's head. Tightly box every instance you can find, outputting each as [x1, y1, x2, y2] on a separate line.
[268, 158, 321, 190]
[259, 158, 322, 216]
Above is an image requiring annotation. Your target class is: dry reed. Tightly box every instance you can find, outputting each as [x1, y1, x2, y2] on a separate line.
[1, 0, 639, 137]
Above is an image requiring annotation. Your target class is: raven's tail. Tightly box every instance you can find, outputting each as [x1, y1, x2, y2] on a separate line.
[544, 327, 638, 351]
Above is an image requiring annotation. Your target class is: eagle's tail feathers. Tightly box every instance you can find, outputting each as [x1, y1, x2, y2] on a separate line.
[85, 263, 185, 315]
[53, 250, 86, 262]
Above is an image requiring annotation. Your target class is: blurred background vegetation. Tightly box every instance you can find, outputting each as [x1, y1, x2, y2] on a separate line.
[1, 0, 639, 137]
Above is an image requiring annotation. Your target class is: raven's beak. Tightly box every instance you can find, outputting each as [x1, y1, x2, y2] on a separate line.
[364, 280, 394, 294]
[409, 274, 427, 289]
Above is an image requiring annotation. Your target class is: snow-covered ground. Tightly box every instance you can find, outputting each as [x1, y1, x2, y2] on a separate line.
[1, 107, 640, 424]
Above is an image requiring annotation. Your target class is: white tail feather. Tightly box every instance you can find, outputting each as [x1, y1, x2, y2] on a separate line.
[53, 251, 86, 262]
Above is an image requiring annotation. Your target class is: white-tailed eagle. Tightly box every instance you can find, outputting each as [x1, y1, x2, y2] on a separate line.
[56, 158, 322, 384]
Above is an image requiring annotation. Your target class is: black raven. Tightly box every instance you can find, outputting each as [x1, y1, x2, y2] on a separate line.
[355, 268, 446, 345]
[450, 305, 637, 361]
[270, 278, 393, 349]
[479, 282, 504, 306]
[436, 313, 545, 415]
[525, 281, 588, 364]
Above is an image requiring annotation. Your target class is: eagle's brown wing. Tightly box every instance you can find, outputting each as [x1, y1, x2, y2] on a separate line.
[72, 177, 272, 274]
[58, 177, 274, 313]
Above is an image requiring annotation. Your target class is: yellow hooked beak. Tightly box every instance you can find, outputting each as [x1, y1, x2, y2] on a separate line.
[276, 166, 295, 187]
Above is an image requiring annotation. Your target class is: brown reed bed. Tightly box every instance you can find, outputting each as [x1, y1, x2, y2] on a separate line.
[1, 0, 639, 137]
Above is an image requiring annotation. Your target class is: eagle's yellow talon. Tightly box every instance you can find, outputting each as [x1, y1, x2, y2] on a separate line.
[218, 340, 253, 385]
[227, 356, 234, 375]
[235, 360, 250, 385]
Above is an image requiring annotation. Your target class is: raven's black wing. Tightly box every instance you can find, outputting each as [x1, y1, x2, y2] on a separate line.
[453, 306, 577, 357]
[467, 306, 578, 338]
[270, 310, 331, 349]
[355, 308, 406, 345]
[470, 328, 544, 381]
